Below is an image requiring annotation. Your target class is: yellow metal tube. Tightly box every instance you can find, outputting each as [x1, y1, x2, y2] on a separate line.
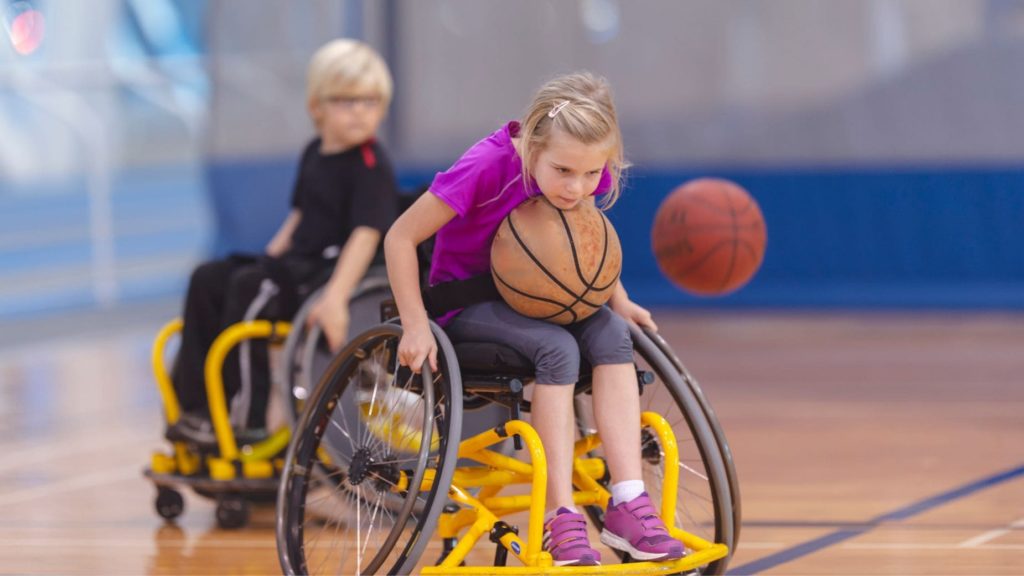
[571, 491, 603, 507]
[439, 485, 507, 568]
[452, 467, 533, 488]
[669, 527, 715, 552]
[478, 494, 534, 511]
[575, 457, 606, 482]
[238, 427, 291, 462]
[640, 412, 679, 527]
[502, 420, 549, 566]
[461, 447, 534, 476]
[573, 433, 602, 458]
[438, 505, 478, 539]
[422, 542, 727, 574]
[572, 458, 610, 510]
[478, 484, 503, 500]
[457, 426, 508, 455]
[152, 318, 184, 424]
[444, 421, 550, 566]
[205, 320, 290, 460]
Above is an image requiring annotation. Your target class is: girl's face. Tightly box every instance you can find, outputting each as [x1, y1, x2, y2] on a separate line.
[311, 85, 386, 152]
[531, 127, 611, 210]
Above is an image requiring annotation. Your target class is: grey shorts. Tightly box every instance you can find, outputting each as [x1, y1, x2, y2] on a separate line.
[444, 301, 634, 385]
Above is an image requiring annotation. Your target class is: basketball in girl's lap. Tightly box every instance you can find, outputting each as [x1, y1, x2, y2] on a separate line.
[491, 197, 621, 324]
[652, 178, 767, 296]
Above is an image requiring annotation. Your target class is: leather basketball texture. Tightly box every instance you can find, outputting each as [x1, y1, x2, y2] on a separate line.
[491, 197, 621, 325]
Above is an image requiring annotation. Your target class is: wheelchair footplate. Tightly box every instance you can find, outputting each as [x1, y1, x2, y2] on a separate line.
[419, 415, 729, 574]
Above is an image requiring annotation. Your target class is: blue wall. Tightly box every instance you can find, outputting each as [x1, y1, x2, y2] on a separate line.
[6, 159, 1019, 319]
[610, 168, 1024, 309]
[207, 160, 1024, 310]
[0, 164, 210, 319]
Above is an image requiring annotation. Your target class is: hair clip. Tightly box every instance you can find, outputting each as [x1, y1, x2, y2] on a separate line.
[548, 100, 570, 118]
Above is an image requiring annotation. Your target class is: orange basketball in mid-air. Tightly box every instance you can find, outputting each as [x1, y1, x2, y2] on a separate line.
[651, 178, 766, 296]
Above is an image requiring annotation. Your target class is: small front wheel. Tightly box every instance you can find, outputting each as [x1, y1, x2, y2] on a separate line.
[216, 495, 250, 529]
[155, 487, 184, 521]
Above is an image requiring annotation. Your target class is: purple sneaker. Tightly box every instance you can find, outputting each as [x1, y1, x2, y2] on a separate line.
[543, 507, 602, 566]
[600, 492, 686, 561]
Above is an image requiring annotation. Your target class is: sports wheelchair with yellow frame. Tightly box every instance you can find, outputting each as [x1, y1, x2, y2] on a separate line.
[275, 312, 740, 574]
[144, 273, 392, 528]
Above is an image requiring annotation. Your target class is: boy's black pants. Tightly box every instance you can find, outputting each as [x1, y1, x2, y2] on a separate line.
[172, 255, 326, 428]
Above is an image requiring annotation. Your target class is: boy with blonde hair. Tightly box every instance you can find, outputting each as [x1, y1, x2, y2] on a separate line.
[169, 39, 399, 444]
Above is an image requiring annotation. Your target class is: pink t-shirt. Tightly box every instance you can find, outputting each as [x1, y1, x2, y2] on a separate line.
[428, 121, 611, 325]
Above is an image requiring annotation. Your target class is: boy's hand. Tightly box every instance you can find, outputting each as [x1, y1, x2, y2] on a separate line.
[307, 296, 350, 353]
[397, 324, 437, 374]
[610, 298, 659, 332]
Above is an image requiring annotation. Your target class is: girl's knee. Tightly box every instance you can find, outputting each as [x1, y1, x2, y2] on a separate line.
[533, 331, 580, 385]
[581, 309, 633, 366]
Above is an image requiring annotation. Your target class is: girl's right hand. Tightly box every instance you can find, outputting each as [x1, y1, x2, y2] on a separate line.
[397, 324, 438, 374]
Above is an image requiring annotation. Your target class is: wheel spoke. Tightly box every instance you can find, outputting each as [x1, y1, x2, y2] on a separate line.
[279, 326, 460, 575]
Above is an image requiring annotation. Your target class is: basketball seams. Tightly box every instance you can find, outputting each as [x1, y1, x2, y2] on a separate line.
[498, 209, 605, 323]
[589, 213, 619, 291]
[721, 184, 740, 293]
[557, 208, 617, 295]
[492, 198, 622, 322]
[505, 210, 605, 308]
[660, 240, 730, 280]
[493, 268, 579, 323]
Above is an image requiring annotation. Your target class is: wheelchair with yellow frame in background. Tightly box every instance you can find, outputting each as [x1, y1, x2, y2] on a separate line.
[275, 309, 741, 574]
[144, 269, 393, 529]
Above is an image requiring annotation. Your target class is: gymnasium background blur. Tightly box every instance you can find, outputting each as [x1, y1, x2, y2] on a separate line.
[2, 0, 1023, 325]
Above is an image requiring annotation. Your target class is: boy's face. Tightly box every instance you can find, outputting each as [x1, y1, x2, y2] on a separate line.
[311, 86, 386, 150]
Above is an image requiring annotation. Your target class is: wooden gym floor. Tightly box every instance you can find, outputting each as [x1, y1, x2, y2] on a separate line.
[0, 302, 1022, 574]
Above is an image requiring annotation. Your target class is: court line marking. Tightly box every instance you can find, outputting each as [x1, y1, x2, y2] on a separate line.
[844, 542, 1024, 551]
[958, 517, 1024, 548]
[727, 462, 1024, 575]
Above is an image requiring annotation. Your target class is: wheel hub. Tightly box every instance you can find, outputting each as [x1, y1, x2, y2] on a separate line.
[348, 447, 402, 490]
[348, 447, 373, 485]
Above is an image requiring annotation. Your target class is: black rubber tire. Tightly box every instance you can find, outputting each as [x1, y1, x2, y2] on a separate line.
[577, 325, 735, 575]
[215, 495, 250, 529]
[155, 487, 184, 521]
[277, 322, 463, 575]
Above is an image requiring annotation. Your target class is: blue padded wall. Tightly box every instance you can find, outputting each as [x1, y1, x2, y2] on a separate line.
[204, 161, 1024, 309]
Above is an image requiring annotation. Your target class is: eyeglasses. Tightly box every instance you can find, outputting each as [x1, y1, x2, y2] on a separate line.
[323, 95, 383, 110]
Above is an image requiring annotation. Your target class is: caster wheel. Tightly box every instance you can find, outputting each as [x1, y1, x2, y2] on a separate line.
[215, 496, 250, 529]
[155, 488, 184, 521]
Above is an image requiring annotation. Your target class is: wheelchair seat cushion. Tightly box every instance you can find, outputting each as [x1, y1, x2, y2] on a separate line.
[452, 341, 595, 383]
[453, 342, 535, 378]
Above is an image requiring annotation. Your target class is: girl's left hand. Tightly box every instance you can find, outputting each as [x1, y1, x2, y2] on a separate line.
[610, 298, 658, 332]
[307, 295, 350, 353]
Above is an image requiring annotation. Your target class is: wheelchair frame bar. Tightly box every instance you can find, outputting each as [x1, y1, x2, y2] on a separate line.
[152, 318, 184, 425]
[205, 320, 291, 461]
[410, 412, 728, 573]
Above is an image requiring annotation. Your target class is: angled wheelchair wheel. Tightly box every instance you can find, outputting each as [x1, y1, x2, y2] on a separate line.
[276, 276, 393, 427]
[277, 322, 463, 575]
[642, 326, 742, 549]
[575, 325, 735, 575]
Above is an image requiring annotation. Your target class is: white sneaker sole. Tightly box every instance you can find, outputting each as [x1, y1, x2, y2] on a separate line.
[553, 558, 601, 567]
[600, 529, 679, 561]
